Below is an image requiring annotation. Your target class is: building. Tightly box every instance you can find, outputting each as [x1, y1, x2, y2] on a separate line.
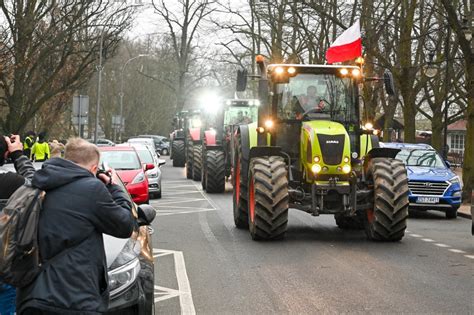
[447, 120, 467, 155]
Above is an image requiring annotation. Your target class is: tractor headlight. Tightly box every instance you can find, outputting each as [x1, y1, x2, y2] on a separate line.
[312, 164, 322, 174]
[339, 68, 349, 76]
[257, 127, 265, 134]
[314, 156, 321, 163]
[264, 119, 274, 129]
[351, 68, 361, 77]
[364, 122, 374, 130]
[343, 156, 350, 163]
[342, 164, 351, 174]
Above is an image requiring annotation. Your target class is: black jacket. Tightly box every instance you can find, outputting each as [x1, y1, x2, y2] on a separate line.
[0, 151, 36, 200]
[17, 158, 136, 314]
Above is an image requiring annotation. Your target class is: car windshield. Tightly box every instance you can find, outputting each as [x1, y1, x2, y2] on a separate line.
[136, 149, 154, 164]
[276, 73, 357, 123]
[396, 149, 445, 168]
[101, 151, 141, 170]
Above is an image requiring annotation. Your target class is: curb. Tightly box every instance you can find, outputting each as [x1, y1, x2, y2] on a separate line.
[458, 211, 472, 220]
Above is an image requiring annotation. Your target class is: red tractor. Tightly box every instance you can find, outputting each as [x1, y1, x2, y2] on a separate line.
[184, 110, 203, 181]
[200, 99, 259, 193]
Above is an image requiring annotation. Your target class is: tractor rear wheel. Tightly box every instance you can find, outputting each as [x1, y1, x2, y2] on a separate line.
[233, 134, 248, 229]
[204, 150, 225, 193]
[172, 140, 185, 167]
[364, 158, 409, 241]
[248, 156, 289, 240]
[334, 214, 364, 230]
[186, 142, 193, 179]
[192, 144, 202, 181]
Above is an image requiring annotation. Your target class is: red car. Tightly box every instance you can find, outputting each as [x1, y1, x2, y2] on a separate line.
[99, 146, 154, 204]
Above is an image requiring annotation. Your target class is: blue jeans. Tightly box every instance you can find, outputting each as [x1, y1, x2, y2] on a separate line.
[0, 283, 16, 315]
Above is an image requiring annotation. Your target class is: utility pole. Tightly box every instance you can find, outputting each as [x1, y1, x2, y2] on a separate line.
[443, 27, 451, 159]
[94, 30, 105, 144]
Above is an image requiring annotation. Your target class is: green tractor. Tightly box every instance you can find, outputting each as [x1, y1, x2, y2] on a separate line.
[233, 59, 409, 241]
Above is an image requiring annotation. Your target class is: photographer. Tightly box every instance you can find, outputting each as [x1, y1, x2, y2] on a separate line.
[17, 138, 137, 315]
[0, 134, 36, 315]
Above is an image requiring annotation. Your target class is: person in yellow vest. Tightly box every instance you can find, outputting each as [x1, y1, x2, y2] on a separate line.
[31, 133, 50, 162]
[23, 131, 36, 158]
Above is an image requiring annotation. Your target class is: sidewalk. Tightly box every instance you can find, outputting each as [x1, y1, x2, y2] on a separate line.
[458, 203, 472, 219]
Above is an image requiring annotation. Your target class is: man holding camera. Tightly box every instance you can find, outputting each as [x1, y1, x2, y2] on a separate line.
[16, 138, 137, 315]
[0, 134, 36, 315]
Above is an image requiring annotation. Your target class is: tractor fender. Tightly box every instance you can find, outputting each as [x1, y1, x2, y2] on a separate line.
[363, 147, 401, 177]
[189, 128, 201, 142]
[249, 146, 285, 160]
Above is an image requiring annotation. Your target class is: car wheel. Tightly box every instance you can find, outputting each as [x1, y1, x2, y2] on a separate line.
[156, 190, 162, 199]
[445, 207, 458, 219]
[162, 148, 169, 155]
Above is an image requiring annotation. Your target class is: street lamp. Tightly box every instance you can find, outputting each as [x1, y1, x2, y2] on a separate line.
[118, 54, 151, 142]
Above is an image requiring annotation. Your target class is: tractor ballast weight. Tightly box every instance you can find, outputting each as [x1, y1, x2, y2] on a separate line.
[232, 60, 409, 241]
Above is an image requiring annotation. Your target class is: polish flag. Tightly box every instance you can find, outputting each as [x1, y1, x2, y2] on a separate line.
[325, 20, 362, 64]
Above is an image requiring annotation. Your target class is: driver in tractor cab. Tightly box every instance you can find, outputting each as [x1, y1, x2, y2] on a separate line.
[289, 85, 326, 119]
[236, 110, 252, 124]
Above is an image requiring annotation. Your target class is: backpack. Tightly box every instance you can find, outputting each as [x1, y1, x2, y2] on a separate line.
[0, 184, 44, 288]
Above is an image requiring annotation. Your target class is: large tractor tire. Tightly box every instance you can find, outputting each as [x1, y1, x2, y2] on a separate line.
[186, 142, 193, 179]
[204, 150, 225, 193]
[233, 134, 248, 229]
[364, 158, 409, 242]
[172, 140, 185, 167]
[334, 213, 364, 230]
[248, 156, 289, 240]
[192, 144, 202, 181]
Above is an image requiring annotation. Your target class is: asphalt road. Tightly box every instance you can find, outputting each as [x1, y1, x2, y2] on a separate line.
[150, 157, 473, 314]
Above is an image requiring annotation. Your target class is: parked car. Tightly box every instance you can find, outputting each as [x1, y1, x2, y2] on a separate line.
[123, 143, 166, 199]
[87, 138, 115, 147]
[381, 142, 462, 218]
[0, 163, 157, 314]
[137, 135, 170, 155]
[100, 146, 153, 204]
[127, 138, 160, 155]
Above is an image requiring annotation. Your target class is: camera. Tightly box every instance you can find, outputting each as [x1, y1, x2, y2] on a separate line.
[96, 162, 112, 185]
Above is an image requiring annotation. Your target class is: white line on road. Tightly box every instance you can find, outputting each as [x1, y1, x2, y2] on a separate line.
[434, 243, 450, 248]
[157, 209, 217, 216]
[158, 198, 208, 205]
[408, 234, 423, 238]
[421, 238, 435, 242]
[464, 255, 474, 260]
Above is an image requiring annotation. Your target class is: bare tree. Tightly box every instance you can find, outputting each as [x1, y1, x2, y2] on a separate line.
[0, 1, 135, 133]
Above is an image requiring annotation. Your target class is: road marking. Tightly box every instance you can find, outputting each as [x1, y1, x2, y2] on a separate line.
[408, 234, 423, 238]
[421, 238, 434, 242]
[153, 249, 196, 314]
[464, 255, 474, 260]
[434, 243, 450, 248]
[157, 209, 216, 216]
[158, 198, 208, 205]
[448, 249, 467, 254]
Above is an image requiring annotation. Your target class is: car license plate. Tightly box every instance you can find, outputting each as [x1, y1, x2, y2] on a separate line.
[417, 197, 439, 204]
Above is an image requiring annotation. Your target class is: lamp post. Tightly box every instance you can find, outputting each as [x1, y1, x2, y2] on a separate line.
[118, 54, 151, 142]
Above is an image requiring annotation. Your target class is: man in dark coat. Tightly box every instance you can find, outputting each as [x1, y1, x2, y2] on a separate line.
[0, 134, 36, 315]
[16, 138, 137, 315]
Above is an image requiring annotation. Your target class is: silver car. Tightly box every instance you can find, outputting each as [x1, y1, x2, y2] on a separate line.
[126, 143, 165, 199]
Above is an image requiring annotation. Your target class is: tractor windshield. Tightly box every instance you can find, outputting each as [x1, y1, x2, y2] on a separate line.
[275, 73, 357, 123]
[189, 113, 202, 128]
[224, 106, 258, 125]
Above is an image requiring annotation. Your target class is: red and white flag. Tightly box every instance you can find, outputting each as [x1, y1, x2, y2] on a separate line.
[325, 20, 362, 64]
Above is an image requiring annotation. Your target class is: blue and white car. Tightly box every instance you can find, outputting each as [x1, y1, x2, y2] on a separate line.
[381, 143, 462, 218]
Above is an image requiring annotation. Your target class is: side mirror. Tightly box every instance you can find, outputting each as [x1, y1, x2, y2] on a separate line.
[145, 163, 155, 171]
[384, 71, 396, 95]
[445, 160, 451, 168]
[137, 204, 156, 226]
[158, 159, 166, 166]
[156, 151, 161, 157]
[236, 69, 248, 92]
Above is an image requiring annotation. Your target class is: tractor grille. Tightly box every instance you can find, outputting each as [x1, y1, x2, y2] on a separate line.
[317, 134, 345, 165]
[408, 181, 449, 196]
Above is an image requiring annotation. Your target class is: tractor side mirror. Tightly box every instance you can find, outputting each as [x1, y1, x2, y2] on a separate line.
[236, 69, 248, 92]
[258, 79, 269, 104]
[384, 71, 396, 95]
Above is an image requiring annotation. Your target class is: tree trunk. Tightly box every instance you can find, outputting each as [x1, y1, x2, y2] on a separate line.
[461, 57, 474, 201]
[431, 108, 443, 151]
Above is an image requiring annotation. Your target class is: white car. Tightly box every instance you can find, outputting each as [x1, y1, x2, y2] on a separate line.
[126, 143, 165, 198]
[127, 138, 159, 155]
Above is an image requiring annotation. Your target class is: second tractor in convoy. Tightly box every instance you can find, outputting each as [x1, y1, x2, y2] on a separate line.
[232, 57, 409, 242]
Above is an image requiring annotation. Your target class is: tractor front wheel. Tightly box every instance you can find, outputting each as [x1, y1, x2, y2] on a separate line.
[172, 140, 185, 167]
[204, 150, 225, 193]
[248, 156, 289, 240]
[364, 158, 409, 242]
[233, 134, 248, 229]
